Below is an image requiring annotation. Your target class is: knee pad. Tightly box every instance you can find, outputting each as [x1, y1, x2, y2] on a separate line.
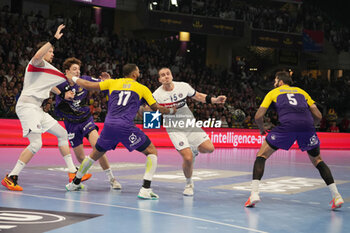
[27, 138, 42, 154]
[307, 146, 320, 157]
[48, 123, 69, 146]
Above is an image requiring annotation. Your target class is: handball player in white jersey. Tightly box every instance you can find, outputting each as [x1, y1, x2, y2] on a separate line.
[153, 68, 226, 196]
[1, 24, 90, 191]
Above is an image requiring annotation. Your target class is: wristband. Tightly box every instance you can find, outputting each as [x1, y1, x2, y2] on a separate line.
[49, 37, 58, 46]
[169, 108, 174, 114]
[205, 95, 212, 104]
[72, 76, 80, 83]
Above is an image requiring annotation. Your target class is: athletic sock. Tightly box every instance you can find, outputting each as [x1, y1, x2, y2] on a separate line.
[104, 168, 114, 181]
[8, 160, 26, 177]
[63, 154, 77, 173]
[186, 177, 193, 185]
[251, 179, 260, 194]
[143, 154, 157, 181]
[328, 183, 340, 198]
[76, 157, 95, 179]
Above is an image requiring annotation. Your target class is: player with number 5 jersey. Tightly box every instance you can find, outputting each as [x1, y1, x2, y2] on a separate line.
[245, 71, 343, 210]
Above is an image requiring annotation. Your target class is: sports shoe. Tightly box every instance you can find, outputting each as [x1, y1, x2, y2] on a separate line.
[65, 182, 85, 191]
[1, 174, 23, 191]
[330, 195, 344, 210]
[245, 193, 261, 207]
[68, 169, 92, 183]
[183, 183, 194, 196]
[137, 187, 159, 200]
[110, 178, 122, 190]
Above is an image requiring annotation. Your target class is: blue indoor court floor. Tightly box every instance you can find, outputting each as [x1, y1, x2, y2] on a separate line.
[0, 147, 349, 233]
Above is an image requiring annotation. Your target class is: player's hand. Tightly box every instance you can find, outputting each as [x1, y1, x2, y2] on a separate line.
[65, 90, 75, 101]
[99, 72, 111, 81]
[214, 95, 227, 104]
[171, 107, 177, 114]
[54, 24, 65, 40]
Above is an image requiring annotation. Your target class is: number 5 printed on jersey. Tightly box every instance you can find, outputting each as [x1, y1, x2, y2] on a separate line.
[287, 93, 298, 106]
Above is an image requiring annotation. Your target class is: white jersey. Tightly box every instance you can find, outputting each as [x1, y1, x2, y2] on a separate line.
[153, 81, 196, 119]
[20, 59, 66, 103]
[153, 81, 209, 150]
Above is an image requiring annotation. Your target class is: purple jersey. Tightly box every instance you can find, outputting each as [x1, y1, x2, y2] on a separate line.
[99, 78, 156, 126]
[55, 75, 100, 123]
[261, 85, 315, 130]
[261, 85, 320, 151]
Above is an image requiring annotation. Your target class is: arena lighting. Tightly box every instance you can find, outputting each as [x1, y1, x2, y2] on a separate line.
[179, 31, 190, 41]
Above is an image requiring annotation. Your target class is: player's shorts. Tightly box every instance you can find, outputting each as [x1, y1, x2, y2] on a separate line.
[96, 124, 150, 152]
[266, 124, 320, 151]
[168, 128, 209, 151]
[64, 116, 97, 148]
[16, 102, 57, 137]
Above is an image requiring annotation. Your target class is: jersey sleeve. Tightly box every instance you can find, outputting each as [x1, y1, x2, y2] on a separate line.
[82, 75, 101, 83]
[99, 79, 114, 92]
[260, 90, 274, 108]
[298, 88, 315, 106]
[142, 86, 157, 106]
[185, 83, 196, 97]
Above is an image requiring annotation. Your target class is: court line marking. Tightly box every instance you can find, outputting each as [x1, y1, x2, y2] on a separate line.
[0, 190, 268, 233]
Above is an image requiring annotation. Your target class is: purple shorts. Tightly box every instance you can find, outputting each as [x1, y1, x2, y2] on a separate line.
[64, 117, 97, 148]
[266, 125, 320, 151]
[96, 124, 150, 152]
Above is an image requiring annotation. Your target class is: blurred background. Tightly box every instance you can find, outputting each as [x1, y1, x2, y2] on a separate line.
[0, 0, 349, 133]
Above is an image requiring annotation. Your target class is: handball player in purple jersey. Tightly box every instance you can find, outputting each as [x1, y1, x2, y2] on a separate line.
[245, 71, 344, 210]
[65, 63, 176, 199]
[55, 57, 121, 189]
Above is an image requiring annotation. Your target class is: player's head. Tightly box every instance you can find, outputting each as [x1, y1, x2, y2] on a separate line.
[123, 63, 140, 80]
[158, 67, 173, 85]
[274, 71, 292, 88]
[63, 57, 82, 77]
[37, 41, 54, 63]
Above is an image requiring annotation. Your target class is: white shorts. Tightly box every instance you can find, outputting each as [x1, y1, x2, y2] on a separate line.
[168, 129, 210, 151]
[16, 103, 57, 137]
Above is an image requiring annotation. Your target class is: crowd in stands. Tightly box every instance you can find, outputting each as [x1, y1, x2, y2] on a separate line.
[149, 0, 350, 53]
[0, 5, 349, 132]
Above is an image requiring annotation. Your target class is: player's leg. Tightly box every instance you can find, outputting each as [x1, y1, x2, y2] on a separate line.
[197, 139, 214, 154]
[87, 129, 121, 189]
[46, 121, 76, 173]
[66, 124, 117, 191]
[1, 132, 42, 191]
[307, 146, 344, 210]
[245, 140, 276, 207]
[168, 132, 195, 195]
[137, 138, 159, 200]
[47, 122, 92, 182]
[177, 147, 194, 196]
[66, 147, 105, 191]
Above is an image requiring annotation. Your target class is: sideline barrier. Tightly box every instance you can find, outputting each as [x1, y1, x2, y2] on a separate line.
[0, 119, 349, 149]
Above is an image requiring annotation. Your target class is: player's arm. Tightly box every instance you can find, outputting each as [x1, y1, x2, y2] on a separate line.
[71, 76, 101, 91]
[255, 107, 268, 135]
[149, 103, 176, 115]
[192, 92, 227, 104]
[32, 24, 65, 66]
[309, 104, 322, 124]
